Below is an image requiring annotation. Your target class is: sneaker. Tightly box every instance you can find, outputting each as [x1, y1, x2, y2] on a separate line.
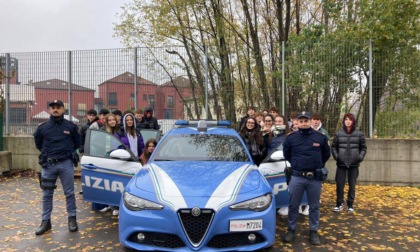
[332, 204, 343, 212]
[277, 207, 289, 216]
[112, 210, 119, 216]
[283, 230, 296, 243]
[347, 207, 355, 213]
[99, 206, 112, 212]
[309, 231, 321, 245]
[301, 205, 309, 216]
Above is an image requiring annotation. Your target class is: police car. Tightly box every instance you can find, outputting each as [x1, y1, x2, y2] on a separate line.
[81, 120, 294, 251]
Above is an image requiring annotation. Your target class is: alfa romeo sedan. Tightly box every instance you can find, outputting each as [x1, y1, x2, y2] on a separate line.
[81, 120, 295, 251]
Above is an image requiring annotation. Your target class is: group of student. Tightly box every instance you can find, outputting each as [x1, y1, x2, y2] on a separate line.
[237, 105, 367, 245]
[238, 106, 329, 166]
[79, 107, 159, 215]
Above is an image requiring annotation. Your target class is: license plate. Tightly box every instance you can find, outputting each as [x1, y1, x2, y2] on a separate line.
[229, 219, 263, 232]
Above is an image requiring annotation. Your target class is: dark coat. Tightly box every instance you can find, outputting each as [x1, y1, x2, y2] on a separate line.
[34, 115, 81, 159]
[331, 114, 367, 168]
[283, 128, 330, 171]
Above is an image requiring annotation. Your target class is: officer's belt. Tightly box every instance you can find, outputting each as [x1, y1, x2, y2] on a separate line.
[47, 157, 69, 164]
[291, 169, 315, 178]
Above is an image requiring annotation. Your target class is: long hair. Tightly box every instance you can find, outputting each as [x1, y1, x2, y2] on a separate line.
[276, 115, 291, 135]
[142, 138, 157, 165]
[123, 113, 136, 137]
[239, 117, 264, 146]
[104, 113, 118, 134]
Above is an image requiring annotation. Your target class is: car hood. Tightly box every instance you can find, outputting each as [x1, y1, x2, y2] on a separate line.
[134, 161, 262, 210]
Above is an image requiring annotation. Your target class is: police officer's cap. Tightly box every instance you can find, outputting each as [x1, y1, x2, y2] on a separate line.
[297, 111, 311, 119]
[48, 100, 64, 107]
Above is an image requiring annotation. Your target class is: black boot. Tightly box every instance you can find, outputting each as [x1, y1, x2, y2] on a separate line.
[309, 230, 321, 245]
[68, 216, 78, 232]
[35, 219, 51, 235]
[283, 230, 296, 243]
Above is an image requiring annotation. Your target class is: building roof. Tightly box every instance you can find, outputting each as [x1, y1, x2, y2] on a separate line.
[0, 84, 35, 102]
[100, 72, 157, 86]
[31, 79, 94, 91]
[161, 76, 191, 88]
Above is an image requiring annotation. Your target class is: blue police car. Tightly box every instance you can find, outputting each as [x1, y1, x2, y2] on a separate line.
[81, 120, 295, 251]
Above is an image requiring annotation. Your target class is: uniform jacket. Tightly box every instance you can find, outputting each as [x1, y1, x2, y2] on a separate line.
[283, 128, 330, 171]
[34, 115, 81, 159]
[331, 113, 367, 168]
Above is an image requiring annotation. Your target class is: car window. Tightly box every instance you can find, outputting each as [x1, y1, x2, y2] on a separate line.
[140, 129, 161, 143]
[87, 130, 127, 158]
[153, 134, 250, 162]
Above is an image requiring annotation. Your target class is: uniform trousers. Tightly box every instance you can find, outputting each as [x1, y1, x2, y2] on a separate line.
[287, 175, 322, 231]
[41, 159, 77, 221]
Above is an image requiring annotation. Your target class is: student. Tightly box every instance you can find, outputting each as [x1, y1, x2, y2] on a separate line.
[238, 105, 256, 131]
[331, 113, 367, 213]
[239, 117, 266, 166]
[140, 138, 157, 165]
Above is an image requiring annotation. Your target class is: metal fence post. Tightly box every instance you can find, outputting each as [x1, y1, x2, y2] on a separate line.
[5, 53, 10, 136]
[134, 47, 138, 110]
[369, 39, 373, 138]
[281, 41, 285, 116]
[204, 45, 209, 119]
[68, 51, 73, 121]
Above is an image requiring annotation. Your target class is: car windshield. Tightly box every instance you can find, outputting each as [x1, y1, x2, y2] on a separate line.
[152, 134, 250, 162]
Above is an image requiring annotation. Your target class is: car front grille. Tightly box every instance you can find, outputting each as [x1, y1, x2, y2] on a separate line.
[178, 208, 214, 246]
[128, 232, 185, 248]
[207, 232, 265, 248]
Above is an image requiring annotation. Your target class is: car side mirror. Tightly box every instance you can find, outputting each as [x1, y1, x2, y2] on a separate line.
[269, 150, 285, 161]
[110, 149, 132, 160]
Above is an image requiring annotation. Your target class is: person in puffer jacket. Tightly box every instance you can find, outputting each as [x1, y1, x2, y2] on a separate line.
[331, 113, 367, 213]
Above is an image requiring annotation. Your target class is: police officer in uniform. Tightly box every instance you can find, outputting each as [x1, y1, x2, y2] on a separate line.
[33, 100, 81, 235]
[282, 112, 330, 245]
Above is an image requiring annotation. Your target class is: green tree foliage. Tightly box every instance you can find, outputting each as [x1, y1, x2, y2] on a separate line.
[114, 0, 420, 137]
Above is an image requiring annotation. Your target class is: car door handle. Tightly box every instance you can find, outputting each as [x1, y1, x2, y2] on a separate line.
[82, 163, 98, 169]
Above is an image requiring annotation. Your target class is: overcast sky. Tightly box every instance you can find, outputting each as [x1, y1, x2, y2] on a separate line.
[0, 0, 129, 53]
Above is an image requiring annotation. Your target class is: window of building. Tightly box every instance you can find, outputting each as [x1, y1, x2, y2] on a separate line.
[164, 109, 174, 119]
[148, 95, 155, 108]
[77, 103, 87, 116]
[143, 94, 147, 101]
[109, 93, 118, 106]
[64, 102, 69, 114]
[10, 108, 26, 124]
[167, 96, 174, 108]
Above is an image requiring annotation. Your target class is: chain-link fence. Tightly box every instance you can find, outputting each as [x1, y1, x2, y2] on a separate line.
[1, 41, 419, 138]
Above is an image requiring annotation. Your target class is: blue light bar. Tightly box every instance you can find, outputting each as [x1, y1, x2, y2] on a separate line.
[174, 120, 231, 127]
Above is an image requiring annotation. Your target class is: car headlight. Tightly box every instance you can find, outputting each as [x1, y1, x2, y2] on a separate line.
[229, 194, 272, 212]
[123, 192, 164, 211]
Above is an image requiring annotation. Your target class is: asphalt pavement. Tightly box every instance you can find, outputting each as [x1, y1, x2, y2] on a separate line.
[1, 170, 419, 252]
